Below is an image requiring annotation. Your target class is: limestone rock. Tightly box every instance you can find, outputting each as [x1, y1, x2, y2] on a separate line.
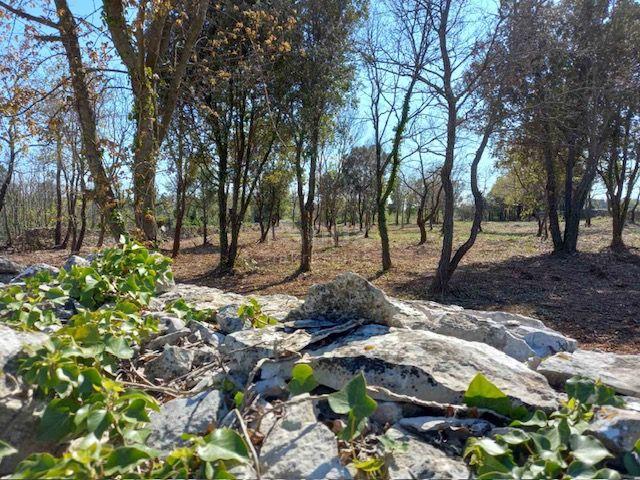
[144, 345, 195, 381]
[0, 326, 51, 475]
[155, 274, 175, 295]
[384, 426, 471, 479]
[217, 304, 251, 334]
[151, 284, 301, 320]
[11, 263, 59, 282]
[537, 349, 640, 396]
[370, 401, 404, 426]
[584, 406, 640, 454]
[259, 395, 350, 479]
[398, 300, 576, 361]
[189, 320, 225, 347]
[286, 272, 401, 326]
[148, 389, 228, 452]
[62, 255, 90, 271]
[0, 257, 23, 275]
[145, 329, 191, 351]
[306, 325, 558, 411]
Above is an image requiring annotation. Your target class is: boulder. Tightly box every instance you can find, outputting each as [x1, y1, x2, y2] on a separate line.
[384, 426, 471, 479]
[145, 329, 191, 351]
[147, 389, 228, 452]
[62, 255, 90, 271]
[259, 394, 350, 479]
[537, 349, 640, 397]
[144, 345, 195, 381]
[189, 320, 225, 347]
[0, 326, 51, 475]
[11, 263, 60, 282]
[397, 300, 576, 361]
[306, 325, 559, 411]
[0, 257, 23, 275]
[217, 304, 251, 334]
[584, 406, 640, 454]
[286, 272, 401, 326]
[151, 284, 301, 320]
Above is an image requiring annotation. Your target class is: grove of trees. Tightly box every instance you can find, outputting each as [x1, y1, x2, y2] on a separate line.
[0, 0, 639, 293]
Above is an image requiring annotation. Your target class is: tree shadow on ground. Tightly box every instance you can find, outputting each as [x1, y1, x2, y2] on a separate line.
[392, 249, 640, 352]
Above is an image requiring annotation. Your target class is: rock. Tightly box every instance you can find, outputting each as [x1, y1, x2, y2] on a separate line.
[0, 257, 23, 275]
[62, 255, 90, 271]
[152, 314, 187, 334]
[397, 300, 576, 361]
[384, 426, 471, 479]
[155, 274, 175, 295]
[189, 369, 230, 392]
[537, 349, 640, 396]
[0, 326, 51, 475]
[286, 272, 401, 327]
[399, 416, 493, 438]
[52, 297, 81, 321]
[584, 406, 640, 454]
[151, 284, 301, 320]
[144, 345, 195, 381]
[217, 304, 251, 334]
[11, 263, 60, 282]
[147, 389, 228, 452]
[189, 320, 225, 347]
[145, 329, 191, 351]
[251, 376, 288, 398]
[259, 394, 350, 479]
[370, 401, 404, 426]
[306, 325, 558, 411]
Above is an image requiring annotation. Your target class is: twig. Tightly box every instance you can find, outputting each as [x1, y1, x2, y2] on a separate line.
[120, 381, 182, 398]
[233, 408, 262, 479]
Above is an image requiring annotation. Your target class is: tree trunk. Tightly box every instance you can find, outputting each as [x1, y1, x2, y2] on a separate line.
[54, 132, 63, 246]
[54, 0, 126, 240]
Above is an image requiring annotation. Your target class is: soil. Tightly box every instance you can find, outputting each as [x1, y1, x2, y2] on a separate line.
[6, 218, 640, 354]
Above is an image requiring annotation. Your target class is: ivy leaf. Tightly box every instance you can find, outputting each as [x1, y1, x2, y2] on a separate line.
[104, 446, 158, 475]
[472, 437, 509, 456]
[38, 397, 80, 442]
[105, 336, 134, 359]
[328, 372, 377, 419]
[196, 428, 249, 463]
[570, 434, 612, 467]
[0, 440, 17, 463]
[464, 373, 513, 417]
[497, 428, 530, 445]
[511, 410, 548, 428]
[288, 364, 319, 396]
[352, 456, 385, 473]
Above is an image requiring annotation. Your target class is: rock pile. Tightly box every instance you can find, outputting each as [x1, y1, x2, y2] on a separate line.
[1, 268, 639, 478]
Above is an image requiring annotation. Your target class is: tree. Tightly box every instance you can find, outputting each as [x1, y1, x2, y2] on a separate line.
[361, 0, 433, 271]
[102, 0, 208, 241]
[0, 0, 127, 240]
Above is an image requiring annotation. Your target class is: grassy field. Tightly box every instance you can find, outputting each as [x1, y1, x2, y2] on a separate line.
[9, 217, 640, 353]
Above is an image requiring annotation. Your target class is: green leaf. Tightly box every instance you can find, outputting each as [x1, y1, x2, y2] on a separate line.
[38, 397, 80, 442]
[196, 428, 249, 463]
[105, 336, 134, 359]
[497, 428, 530, 445]
[104, 446, 157, 475]
[0, 440, 17, 462]
[328, 372, 377, 418]
[570, 434, 613, 467]
[288, 364, 319, 396]
[623, 451, 640, 476]
[464, 373, 513, 417]
[234, 391, 245, 410]
[352, 456, 385, 473]
[472, 437, 509, 456]
[511, 410, 548, 428]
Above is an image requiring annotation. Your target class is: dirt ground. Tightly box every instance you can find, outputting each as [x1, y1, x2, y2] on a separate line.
[7, 217, 640, 354]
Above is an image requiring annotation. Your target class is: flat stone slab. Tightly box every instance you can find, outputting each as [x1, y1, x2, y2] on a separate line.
[585, 406, 640, 454]
[306, 325, 559, 411]
[385, 426, 470, 479]
[148, 389, 228, 452]
[538, 349, 640, 397]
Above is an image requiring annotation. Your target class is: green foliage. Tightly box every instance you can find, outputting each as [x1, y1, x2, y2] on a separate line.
[14, 428, 249, 479]
[237, 298, 278, 328]
[288, 363, 319, 396]
[464, 373, 527, 419]
[1, 239, 252, 479]
[463, 375, 629, 479]
[328, 372, 378, 441]
[164, 298, 215, 324]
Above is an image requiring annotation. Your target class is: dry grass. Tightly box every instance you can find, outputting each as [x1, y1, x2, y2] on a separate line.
[8, 217, 640, 353]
